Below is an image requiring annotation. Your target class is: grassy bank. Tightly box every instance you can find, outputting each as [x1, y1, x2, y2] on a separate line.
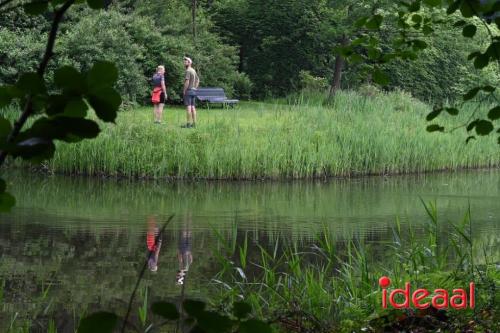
[8, 90, 500, 179]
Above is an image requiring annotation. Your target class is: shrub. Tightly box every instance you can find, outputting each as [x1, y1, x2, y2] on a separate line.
[298, 70, 329, 92]
[233, 72, 253, 100]
[357, 83, 381, 98]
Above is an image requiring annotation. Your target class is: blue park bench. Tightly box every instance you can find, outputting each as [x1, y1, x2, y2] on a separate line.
[194, 88, 239, 108]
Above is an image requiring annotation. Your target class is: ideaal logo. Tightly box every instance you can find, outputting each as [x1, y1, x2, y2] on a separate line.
[379, 276, 475, 310]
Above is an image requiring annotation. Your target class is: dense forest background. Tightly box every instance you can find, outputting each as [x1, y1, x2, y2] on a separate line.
[0, 0, 498, 105]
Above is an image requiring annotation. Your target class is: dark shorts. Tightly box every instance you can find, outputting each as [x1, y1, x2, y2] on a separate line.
[184, 89, 196, 106]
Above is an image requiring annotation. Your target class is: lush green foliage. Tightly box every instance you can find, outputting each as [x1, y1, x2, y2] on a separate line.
[0, 0, 126, 213]
[211, 0, 498, 101]
[345, 0, 500, 143]
[0, 1, 242, 105]
[6, 92, 499, 179]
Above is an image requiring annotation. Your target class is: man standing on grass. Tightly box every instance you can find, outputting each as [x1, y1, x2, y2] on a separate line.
[182, 57, 200, 128]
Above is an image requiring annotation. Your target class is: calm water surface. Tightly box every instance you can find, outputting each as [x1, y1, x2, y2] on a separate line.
[0, 170, 499, 331]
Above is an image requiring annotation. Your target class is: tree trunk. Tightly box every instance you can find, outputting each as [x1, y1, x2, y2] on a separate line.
[329, 54, 344, 96]
[329, 36, 348, 97]
[192, 0, 197, 39]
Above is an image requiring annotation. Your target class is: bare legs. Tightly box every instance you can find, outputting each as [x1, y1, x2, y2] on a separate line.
[185, 105, 196, 127]
[153, 103, 164, 123]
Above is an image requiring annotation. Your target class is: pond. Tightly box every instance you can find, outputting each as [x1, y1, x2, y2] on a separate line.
[0, 170, 499, 331]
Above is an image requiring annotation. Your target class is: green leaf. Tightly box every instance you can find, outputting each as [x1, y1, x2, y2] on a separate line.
[368, 37, 379, 47]
[24, 1, 48, 15]
[411, 14, 422, 23]
[372, 69, 389, 86]
[426, 124, 445, 132]
[426, 108, 442, 121]
[485, 42, 500, 60]
[473, 53, 489, 69]
[365, 15, 383, 29]
[46, 95, 69, 116]
[459, 1, 475, 18]
[54, 66, 86, 93]
[151, 302, 179, 320]
[0, 191, 16, 212]
[465, 136, 476, 144]
[445, 107, 459, 116]
[51, 117, 100, 140]
[487, 106, 500, 120]
[422, 25, 433, 35]
[0, 116, 12, 140]
[367, 47, 381, 60]
[63, 99, 88, 118]
[482, 85, 495, 93]
[462, 24, 477, 37]
[87, 61, 118, 89]
[335, 46, 353, 57]
[51, 0, 67, 5]
[468, 51, 481, 60]
[183, 300, 206, 317]
[26, 117, 99, 142]
[349, 54, 364, 63]
[233, 301, 252, 319]
[409, 1, 421, 12]
[0, 86, 14, 108]
[463, 87, 480, 101]
[195, 311, 234, 333]
[86, 87, 121, 123]
[475, 120, 494, 136]
[0, 178, 5, 192]
[17, 73, 46, 95]
[423, 0, 441, 7]
[351, 37, 367, 46]
[355, 17, 368, 28]
[87, 0, 105, 9]
[381, 53, 397, 62]
[447, 0, 461, 14]
[77, 312, 117, 333]
[239, 319, 272, 333]
[453, 20, 467, 27]
[412, 40, 428, 50]
[466, 119, 478, 132]
[12, 137, 55, 162]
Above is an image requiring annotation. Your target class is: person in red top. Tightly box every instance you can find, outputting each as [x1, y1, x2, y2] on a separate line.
[147, 216, 162, 272]
[151, 65, 168, 124]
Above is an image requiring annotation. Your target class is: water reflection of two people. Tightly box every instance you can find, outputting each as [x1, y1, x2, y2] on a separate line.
[146, 215, 193, 286]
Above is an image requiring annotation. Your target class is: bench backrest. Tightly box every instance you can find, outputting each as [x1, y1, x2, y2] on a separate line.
[195, 88, 227, 98]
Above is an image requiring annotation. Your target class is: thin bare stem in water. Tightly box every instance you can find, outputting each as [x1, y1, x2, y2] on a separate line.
[121, 214, 175, 333]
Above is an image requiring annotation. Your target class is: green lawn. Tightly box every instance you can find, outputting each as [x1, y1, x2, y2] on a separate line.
[27, 90, 500, 179]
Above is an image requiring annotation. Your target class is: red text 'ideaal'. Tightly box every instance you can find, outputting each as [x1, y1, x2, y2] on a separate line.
[379, 276, 475, 310]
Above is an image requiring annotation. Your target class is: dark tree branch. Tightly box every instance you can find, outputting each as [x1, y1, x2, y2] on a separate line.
[121, 215, 175, 333]
[0, 0, 75, 166]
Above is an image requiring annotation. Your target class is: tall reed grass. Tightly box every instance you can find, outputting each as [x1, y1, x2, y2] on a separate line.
[210, 202, 500, 332]
[4, 90, 500, 179]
